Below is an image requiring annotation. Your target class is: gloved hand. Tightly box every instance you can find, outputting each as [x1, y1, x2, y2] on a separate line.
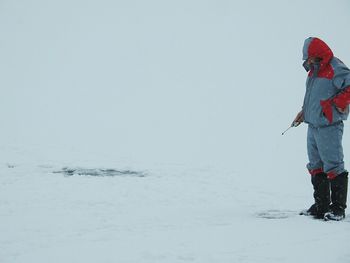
[320, 99, 333, 124]
[292, 110, 304, 127]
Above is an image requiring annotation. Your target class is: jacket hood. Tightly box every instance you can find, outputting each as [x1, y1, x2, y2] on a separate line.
[302, 37, 334, 65]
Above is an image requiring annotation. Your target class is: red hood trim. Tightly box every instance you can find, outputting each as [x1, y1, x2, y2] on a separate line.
[308, 38, 333, 64]
[308, 38, 334, 79]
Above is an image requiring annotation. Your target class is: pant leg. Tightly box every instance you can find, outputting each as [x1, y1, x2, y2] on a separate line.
[314, 122, 346, 177]
[307, 125, 324, 173]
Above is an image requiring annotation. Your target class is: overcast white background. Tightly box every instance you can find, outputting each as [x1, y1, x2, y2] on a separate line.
[1, 0, 349, 168]
[1, 1, 350, 262]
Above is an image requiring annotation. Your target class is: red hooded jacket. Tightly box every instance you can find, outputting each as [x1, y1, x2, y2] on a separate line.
[303, 37, 350, 124]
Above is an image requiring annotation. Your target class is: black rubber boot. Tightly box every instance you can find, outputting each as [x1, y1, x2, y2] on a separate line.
[324, 172, 348, 221]
[300, 173, 330, 219]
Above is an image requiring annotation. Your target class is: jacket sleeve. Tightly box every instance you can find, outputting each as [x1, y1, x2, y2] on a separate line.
[333, 86, 350, 110]
[332, 67, 350, 90]
[332, 67, 350, 110]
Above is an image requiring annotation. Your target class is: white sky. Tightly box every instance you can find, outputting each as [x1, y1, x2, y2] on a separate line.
[1, 0, 350, 167]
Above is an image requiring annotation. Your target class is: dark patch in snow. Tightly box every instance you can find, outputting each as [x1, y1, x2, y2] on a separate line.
[256, 209, 296, 219]
[6, 164, 16, 168]
[53, 167, 147, 177]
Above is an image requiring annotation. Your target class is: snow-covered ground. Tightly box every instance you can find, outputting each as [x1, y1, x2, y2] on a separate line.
[1, 154, 350, 263]
[1, 0, 350, 262]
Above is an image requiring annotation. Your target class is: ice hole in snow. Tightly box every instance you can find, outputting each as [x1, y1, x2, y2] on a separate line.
[53, 167, 147, 177]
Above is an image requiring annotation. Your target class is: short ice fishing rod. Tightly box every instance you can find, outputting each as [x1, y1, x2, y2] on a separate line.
[282, 121, 301, 135]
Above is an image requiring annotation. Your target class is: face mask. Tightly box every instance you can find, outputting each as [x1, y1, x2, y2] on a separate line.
[302, 60, 310, 72]
[302, 58, 322, 72]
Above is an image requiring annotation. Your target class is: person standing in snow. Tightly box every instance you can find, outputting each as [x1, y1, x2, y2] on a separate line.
[294, 37, 349, 221]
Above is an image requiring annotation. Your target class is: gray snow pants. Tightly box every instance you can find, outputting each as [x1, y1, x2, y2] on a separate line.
[307, 121, 346, 178]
